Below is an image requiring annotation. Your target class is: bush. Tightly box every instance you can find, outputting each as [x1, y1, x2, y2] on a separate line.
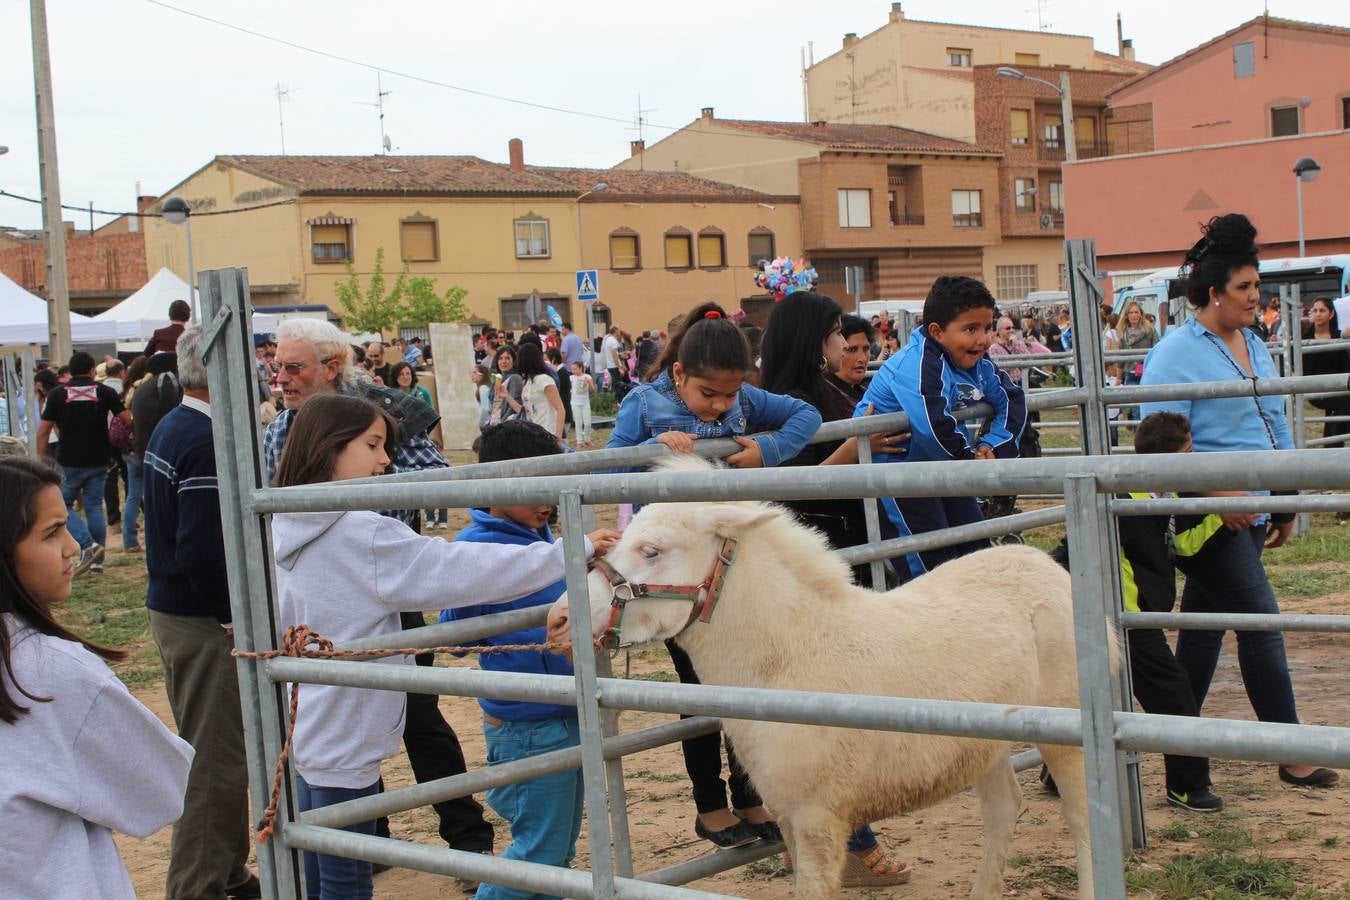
[591, 391, 617, 418]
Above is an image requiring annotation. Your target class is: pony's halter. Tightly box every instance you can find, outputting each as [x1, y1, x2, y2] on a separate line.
[588, 537, 740, 655]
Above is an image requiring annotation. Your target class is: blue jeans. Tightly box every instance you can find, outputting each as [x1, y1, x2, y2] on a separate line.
[1175, 524, 1299, 725]
[122, 453, 143, 550]
[59, 464, 106, 549]
[296, 776, 380, 900]
[476, 717, 583, 900]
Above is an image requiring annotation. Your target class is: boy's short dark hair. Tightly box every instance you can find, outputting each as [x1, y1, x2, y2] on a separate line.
[477, 420, 564, 464]
[922, 276, 997, 329]
[68, 351, 96, 376]
[1134, 412, 1191, 455]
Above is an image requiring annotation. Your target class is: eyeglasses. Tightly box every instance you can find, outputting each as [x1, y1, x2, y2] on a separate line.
[279, 358, 330, 376]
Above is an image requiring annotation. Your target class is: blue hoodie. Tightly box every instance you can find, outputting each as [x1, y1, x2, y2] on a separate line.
[855, 328, 1026, 461]
[440, 508, 575, 722]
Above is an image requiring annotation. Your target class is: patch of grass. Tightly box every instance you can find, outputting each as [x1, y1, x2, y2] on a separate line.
[628, 769, 684, 783]
[1158, 821, 1195, 842]
[1195, 819, 1256, 853]
[623, 671, 677, 682]
[58, 558, 161, 688]
[1323, 836, 1340, 849]
[1128, 851, 1297, 898]
[741, 854, 788, 880]
[1264, 527, 1350, 567]
[1022, 863, 1078, 888]
[1267, 567, 1344, 599]
[1008, 852, 1033, 869]
[1284, 825, 1319, 843]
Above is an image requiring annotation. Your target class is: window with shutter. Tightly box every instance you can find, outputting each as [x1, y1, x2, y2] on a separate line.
[514, 219, 550, 258]
[310, 224, 350, 263]
[400, 220, 438, 262]
[1010, 110, 1030, 146]
[609, 233, 640, 270]
[698, 233, 725, 268]
[837, 189, 871, 228]
[665, 234, 693, 269]
[748, 230, 775, 265]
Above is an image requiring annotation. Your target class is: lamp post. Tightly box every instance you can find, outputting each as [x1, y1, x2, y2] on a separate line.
[161, 196, 196, 320]
[1292, 157, 1321, 258]
[997, 66, 1076, 163]
[575, 182, 607, 349]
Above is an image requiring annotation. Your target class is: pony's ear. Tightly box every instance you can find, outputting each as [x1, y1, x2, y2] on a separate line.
[696, 504, 777, 539]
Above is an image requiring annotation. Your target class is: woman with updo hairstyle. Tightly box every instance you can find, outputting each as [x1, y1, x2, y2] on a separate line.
[1140, 213, 1338, 789]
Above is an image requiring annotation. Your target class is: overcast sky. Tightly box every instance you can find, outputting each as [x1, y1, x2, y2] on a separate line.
[1, 0, 1344, 230]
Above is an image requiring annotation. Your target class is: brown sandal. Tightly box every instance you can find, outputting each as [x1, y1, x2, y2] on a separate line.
[841, 845, 913, 887]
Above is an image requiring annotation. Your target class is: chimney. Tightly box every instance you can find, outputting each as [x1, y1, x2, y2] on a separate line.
[843, 32, 859, 48]
[889, 2, 904, 22]
[630, 139, 645, 156]
[1116, 13, 1124, 56]
[1122, 39, 1135, 62]
[508, 138, 524, 172]
[701, 106, 715, 120]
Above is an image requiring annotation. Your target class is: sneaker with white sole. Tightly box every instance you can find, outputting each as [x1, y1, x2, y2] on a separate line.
[1167, 788, 1225, 813]
[74, 543, 105, 576]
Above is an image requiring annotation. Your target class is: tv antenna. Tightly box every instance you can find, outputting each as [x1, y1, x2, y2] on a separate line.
[355, 71, 394, 154]
[1026, 0, 1053, 31]
[626, 94, 658, 169]
[275, 83, 293, 154]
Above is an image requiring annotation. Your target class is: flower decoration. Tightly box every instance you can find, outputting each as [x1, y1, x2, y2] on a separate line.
[753, 256, 818, 302]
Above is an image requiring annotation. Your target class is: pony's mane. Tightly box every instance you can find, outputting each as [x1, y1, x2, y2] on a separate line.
[651, 454, 723, 475]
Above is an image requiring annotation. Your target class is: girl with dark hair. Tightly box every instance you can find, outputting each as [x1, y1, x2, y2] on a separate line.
[758, 294, 913, 887]
[517, 343, 566, 443]
[271, 395, 618, 898]
[489, 346, 524, 425]
[1141, 213, 1338, 789]
[0, 456, 192, 898]
[390, 361, 446, 528]
[608, 300, 822, 850]
[1301, 297, 1350, 448]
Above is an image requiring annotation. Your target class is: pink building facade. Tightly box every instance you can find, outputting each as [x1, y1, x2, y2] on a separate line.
[1064, 17, 1350, 284]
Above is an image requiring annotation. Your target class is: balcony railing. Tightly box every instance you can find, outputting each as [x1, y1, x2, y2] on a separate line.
[889, 213, 925, 226]
[1038, 139, 1110, 162]
[1038, 138, 1065, 162]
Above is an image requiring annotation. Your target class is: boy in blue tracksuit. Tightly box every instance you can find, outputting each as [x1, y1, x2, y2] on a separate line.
[440, 420, 586, 900]
[854, 275, 1026, 577]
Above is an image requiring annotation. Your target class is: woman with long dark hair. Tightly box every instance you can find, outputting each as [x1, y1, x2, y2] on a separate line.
[0, 457, 193, 897]
[1141, 213, 1337, 788]
[1302, 297, 1350, 449]
[758, 293, 913, 887]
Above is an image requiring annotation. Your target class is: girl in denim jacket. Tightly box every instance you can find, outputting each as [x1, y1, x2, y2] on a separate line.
[607, 301, 821, 849]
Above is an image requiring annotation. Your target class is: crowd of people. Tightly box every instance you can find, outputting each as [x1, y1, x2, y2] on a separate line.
[3, 210, 1349, 899]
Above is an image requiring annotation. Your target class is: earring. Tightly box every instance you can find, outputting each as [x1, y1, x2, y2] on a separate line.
[820, 354, 830, 373]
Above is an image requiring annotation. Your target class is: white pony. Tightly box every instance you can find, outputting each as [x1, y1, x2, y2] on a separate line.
[552, 461, 1109, 899]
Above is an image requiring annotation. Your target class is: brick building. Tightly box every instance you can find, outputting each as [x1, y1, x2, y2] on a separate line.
[0, 221, 147, 315]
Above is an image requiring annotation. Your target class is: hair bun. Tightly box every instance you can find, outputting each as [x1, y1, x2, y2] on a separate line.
[1201, 213, 1258, 255]
[702, 310, 722, 320]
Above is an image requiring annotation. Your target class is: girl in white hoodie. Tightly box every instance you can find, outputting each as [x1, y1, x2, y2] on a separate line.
[271, 394, 616, 900]
[1, 457, 194, 900]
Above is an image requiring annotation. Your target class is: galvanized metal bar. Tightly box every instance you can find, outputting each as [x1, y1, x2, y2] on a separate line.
[1067, 240, 1112, 457]
[1065, 475, 1134, 885]
[336, 605, 550, 653]
[559, 490, 617, 899]
[639, 839, 784, 886]
[855, 427, 888, 589]
[23, 349, 38, 455]
[1306, 433, 1350, 448]
[596, 648, 635, 877]
[1012, 748, 1043, 772]
[304, 717, 722, 830]
[838, 505, 1066, 565]
[248, 448, 1350, 513]
[1104, 372, 1350, 405]
[1122, 611, 1350, 632]
[199, 269, 302, 899]
[1112, 493, 1350, 515]
[283, 824, 737, 900]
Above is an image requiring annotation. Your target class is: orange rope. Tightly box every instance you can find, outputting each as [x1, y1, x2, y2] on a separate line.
[232, 624, 586, 843]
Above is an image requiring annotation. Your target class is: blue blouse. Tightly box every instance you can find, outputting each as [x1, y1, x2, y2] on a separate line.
[1140, 317, 1293, 453]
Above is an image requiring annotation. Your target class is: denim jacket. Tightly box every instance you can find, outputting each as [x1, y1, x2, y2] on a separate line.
[608, 370, 822, 469]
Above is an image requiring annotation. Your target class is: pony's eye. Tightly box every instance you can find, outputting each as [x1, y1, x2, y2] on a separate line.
[639, 545, 660, 560]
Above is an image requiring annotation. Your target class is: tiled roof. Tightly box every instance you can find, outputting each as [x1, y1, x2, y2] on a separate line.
[220, 155, 577, 196]
[706, 118, 996, 155]
[1107, 16, 1350, 97]
[526, 166, 787, 201]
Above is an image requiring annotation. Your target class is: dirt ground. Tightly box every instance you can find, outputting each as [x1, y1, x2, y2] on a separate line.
[113, 574, 1350, 898]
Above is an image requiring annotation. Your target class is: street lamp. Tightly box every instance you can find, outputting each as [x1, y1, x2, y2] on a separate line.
[0, 146, 9, 155]
[998, 66, 1077, 163]
[161, 196, 197, 320]
[1292, 157, 1321, 258]
[575, 182, 607, 349]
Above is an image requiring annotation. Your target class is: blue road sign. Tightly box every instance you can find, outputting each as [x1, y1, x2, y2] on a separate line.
[576, 269, 599, 301]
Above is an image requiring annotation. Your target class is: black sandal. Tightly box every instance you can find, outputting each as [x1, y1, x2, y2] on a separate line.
[694, 817, 760, 848]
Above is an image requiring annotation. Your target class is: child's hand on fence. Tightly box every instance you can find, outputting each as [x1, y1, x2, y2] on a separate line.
[657, 431, 698, 454]
[587, 529, 622, 557]
[725, 436, 764, 468]
[974, 444, 996, 461]
[545, 602, 574, 662]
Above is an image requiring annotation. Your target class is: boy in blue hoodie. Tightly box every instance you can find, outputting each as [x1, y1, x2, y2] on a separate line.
[854, 275, 1027, 577]
[440, 420, 583, 900]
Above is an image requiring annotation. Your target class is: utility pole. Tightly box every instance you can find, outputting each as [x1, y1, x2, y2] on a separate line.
[30, 0, 72, 363]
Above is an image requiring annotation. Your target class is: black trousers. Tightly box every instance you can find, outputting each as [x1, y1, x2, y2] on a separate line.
[1127, 623, 1211, 794]
[373, 611, 495, 851]
[666, 638, 761, 814]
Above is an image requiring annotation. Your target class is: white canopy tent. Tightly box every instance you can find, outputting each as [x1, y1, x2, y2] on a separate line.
[0, 270, 118, 348]
[93, 268, 279, 340]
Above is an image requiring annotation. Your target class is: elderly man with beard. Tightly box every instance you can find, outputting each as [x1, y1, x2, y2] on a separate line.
[262, 318, 494, 884]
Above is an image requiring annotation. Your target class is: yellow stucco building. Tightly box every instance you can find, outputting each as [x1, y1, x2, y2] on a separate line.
[142, 149, 798, 333]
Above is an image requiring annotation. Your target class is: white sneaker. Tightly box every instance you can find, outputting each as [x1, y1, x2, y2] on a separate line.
[74, 543, 105, 576]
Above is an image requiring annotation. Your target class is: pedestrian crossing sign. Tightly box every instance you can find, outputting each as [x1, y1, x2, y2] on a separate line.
[576, 269, 599, 301]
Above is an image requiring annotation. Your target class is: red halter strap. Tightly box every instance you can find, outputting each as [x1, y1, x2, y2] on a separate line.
[588, 537, 740, 653]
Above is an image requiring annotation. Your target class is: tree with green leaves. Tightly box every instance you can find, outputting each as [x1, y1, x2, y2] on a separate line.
[401, 277, 470, 329]
[334, 247, 408, 335]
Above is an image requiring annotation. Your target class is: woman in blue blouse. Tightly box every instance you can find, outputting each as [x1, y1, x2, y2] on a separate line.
[1141, 214, 1337, 788]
